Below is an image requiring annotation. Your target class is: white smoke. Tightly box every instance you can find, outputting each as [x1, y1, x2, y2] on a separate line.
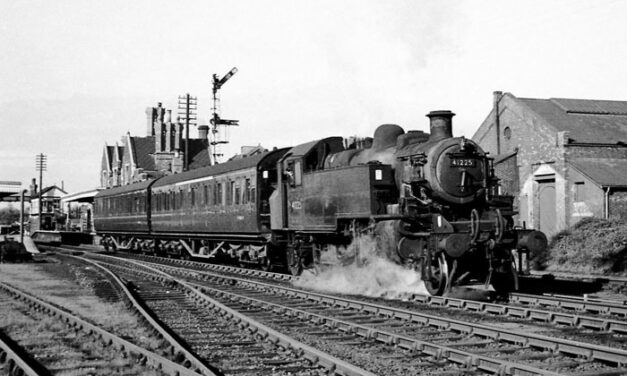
[292, 234, 429, 298]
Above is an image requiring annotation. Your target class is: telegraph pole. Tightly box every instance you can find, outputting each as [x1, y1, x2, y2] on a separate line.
[177, 94, 197, 171]
[210, 67, 239, 165]
[35, 153, 47, 230]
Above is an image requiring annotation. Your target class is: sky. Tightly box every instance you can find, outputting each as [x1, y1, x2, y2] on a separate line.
[1, 0, 626, 193]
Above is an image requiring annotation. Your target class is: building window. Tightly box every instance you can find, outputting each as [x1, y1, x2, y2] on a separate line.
[503, 126, 512, 140]
[574, 182, 585, 201]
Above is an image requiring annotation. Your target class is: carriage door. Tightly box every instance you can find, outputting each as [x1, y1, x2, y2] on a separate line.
[538, 179, 556, 236]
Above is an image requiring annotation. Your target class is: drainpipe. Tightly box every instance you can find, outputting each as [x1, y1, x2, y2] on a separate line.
[493, 91, 503, 155]
[604, 186, 611, 219]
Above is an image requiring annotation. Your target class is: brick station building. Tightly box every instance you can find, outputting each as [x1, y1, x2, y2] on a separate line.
[473, 92, 627, 237]
[100, 102, 211, 188]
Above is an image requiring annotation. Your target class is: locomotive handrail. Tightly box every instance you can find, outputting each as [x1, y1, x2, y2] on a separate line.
[469, 209, 480, 242]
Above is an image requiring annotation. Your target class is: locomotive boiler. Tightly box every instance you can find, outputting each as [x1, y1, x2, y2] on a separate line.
[94, 110, 547, 296]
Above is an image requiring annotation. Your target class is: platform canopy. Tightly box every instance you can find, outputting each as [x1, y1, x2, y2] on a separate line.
[0, 181, 25, 201]
[60, 189, 100, 204]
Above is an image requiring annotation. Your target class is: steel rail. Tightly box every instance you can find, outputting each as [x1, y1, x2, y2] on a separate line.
[188, 282, 564, 376]
[0, 281, 204, 376]
[99, 257, 567, 375]
[510, 292, 627, 318]
[92, 257, 378, 376]
[65, 254, 219, 376]
[120, 257, 627, 368]
[108, 253, 627, 334]
[0, 330, 43, 376]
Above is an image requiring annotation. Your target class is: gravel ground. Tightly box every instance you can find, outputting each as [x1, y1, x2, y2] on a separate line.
[0, 257, 169, 375]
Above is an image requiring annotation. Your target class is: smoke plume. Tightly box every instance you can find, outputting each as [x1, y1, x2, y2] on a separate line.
[292, 232, 429, 298]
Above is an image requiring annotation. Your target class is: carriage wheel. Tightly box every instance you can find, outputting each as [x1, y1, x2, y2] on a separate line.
[424, 252, 449, 296]
[259, 256, 272, 272]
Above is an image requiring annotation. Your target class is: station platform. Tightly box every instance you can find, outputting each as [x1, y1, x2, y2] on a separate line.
[3, 234, 39, 254]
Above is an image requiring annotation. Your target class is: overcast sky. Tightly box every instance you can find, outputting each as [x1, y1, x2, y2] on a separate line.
[1, 0, 626, 193]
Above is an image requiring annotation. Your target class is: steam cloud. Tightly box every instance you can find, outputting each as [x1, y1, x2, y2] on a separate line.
[292, 233, 429, 298]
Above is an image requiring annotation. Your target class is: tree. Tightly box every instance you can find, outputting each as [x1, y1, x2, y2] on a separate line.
[0, 207, 20, 225]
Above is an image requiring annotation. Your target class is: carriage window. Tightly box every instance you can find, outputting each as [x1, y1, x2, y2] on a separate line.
[215, 183, 223, 205]
[250, 186, 256, 203]
[227, 181, 235, 205]
[244, 178, 251, 204]
[204, 185, 208, 205]
[191, 187, 196, 206]
[235, 184, 241, 205]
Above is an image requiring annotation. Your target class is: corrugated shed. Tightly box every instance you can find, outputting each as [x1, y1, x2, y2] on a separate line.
[570, 158, 627, 187]
[518, 97, 627, 144]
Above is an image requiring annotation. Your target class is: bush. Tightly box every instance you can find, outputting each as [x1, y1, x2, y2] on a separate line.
[545, 218, 627, 275]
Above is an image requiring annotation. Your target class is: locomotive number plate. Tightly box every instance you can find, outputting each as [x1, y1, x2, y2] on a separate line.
[450, 158, 476, 167]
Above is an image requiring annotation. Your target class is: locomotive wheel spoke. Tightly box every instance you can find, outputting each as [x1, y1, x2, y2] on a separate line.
[425, 252, 449, 296]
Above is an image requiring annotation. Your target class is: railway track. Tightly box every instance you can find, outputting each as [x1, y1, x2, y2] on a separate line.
[90, 251, 627, 337]
[81, 256, 376, 376]
[82, 252, 627, 375]
[0, 280, 201, 376]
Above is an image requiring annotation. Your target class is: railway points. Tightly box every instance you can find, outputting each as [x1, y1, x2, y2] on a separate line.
[82, 251, 627, 374]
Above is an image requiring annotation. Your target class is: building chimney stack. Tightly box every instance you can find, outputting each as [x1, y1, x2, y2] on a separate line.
[427, 110, 455, 142]
[145, 107, 156, 136]
[30, 178, 37, 198]
[198, 125, 209, 140]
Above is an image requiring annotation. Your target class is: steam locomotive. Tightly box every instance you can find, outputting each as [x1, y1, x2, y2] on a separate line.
[94, 110, 547, 296]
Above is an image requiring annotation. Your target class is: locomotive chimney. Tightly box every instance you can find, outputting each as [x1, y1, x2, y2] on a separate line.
[427, 110, 455, 142]
[198, 125, 209, 139]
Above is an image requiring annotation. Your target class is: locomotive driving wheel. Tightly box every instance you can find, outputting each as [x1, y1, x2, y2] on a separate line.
[424, 252, 449, 296]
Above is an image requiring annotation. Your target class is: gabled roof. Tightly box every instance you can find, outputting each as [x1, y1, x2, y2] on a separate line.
[129, 136, 155, 170]
[570, 158, 627, 187]
[31, 185, 68, 199]
[517, 97, 627, 144]
[101, 145, 115, 172]
[188, 139, 211, 169]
